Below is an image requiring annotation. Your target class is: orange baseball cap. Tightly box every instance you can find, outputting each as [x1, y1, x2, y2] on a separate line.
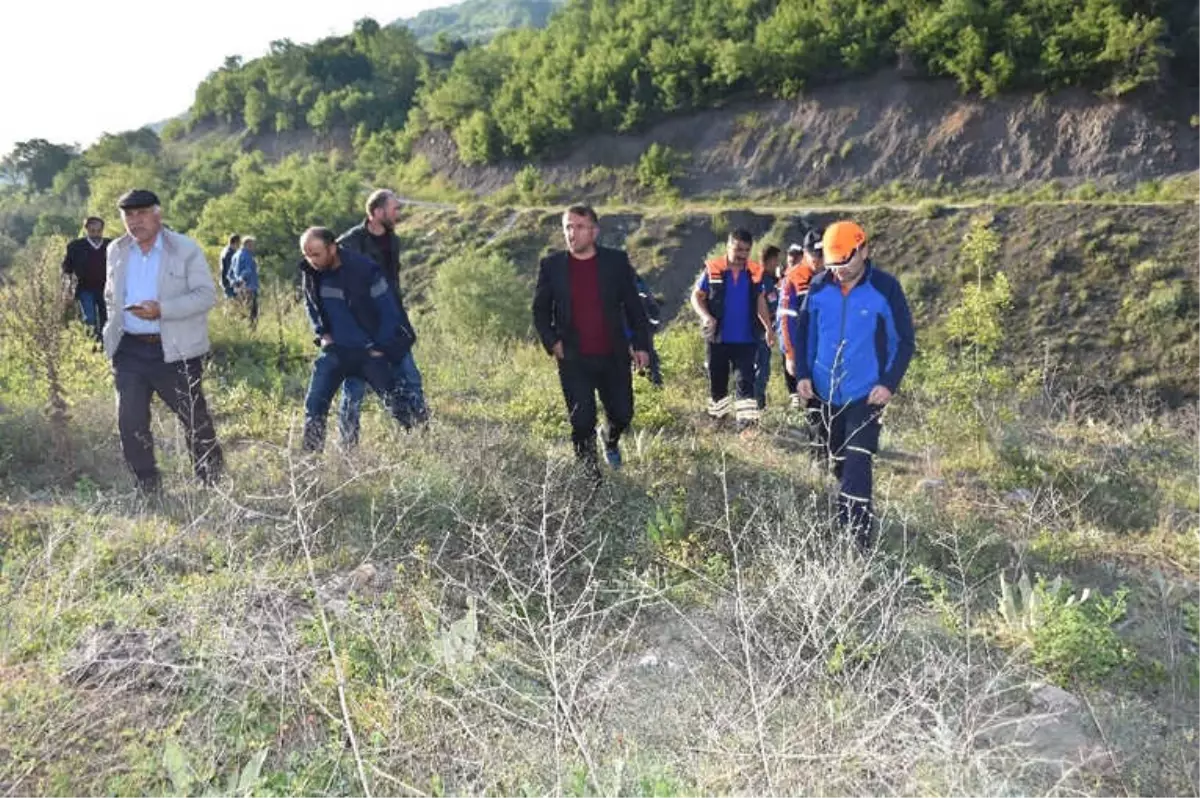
[822, 221, 867, 265]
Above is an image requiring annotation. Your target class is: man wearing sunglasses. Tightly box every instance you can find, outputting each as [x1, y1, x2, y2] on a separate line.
[794, 220, 915, 549]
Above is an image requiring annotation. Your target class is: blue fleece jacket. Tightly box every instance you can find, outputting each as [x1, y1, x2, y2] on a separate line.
[795, 261, 915, 405]
[231, 248, 260, 293]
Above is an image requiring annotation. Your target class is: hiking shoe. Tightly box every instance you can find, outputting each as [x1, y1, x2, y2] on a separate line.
[604, 446, 622, 470]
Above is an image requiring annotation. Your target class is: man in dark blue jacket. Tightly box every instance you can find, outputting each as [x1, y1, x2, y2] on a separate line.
[795, 220, 915, 549]
[337, 189, 427, 445]
[298, 227, 417, 452]
[219, 234, 239, 298]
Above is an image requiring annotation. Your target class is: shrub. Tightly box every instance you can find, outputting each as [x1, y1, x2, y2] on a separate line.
[513, 164, 546, 204]
[635, 143, 685, 196]
[995, 571, 1133, 686]
[432, 251, 531, 341]
[914, 199, 942, 220]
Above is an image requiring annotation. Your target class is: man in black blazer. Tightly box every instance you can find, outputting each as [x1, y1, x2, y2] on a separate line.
[533, 204, 652, 471]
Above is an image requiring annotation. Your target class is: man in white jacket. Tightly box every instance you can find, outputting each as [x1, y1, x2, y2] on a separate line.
[103, 189, 223, 492]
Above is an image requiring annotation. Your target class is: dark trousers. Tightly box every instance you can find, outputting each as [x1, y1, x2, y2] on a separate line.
[557, 354, 633, 461]
[114, 336, 223, 488]
[339, 351, 428, 445]
[77, 289, 107, 342]
[753, 341, 772, 409]
[781, 353, 798, 397]
[245, 290, 258, 328]
[822, 398, 884, 549]
[707, 342, 756, 418]
[637, 340, 663, 387]
[303, 347, 411, 451]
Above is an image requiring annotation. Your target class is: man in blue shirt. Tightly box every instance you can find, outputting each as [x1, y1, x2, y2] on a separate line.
[230, 236, 260, 328]
[690, 228, 774, 429]
[298, 226, 417, 452]
[796, 220, 915, 549]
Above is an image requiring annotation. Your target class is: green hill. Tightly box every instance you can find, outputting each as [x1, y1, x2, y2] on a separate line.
[393, 0, 563, 46]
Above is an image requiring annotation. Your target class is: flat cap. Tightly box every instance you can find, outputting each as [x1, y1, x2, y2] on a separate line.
[117, 189, 160, 210]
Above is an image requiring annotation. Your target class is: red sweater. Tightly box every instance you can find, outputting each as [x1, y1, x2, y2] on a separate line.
[568, 254, 612, 356]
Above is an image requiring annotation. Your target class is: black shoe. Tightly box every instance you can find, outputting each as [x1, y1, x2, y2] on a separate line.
[135, 474, 162, 496]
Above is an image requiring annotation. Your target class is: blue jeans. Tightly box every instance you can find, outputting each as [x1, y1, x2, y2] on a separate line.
[753, 340, 772, 409]
[77, 289, 107, 340]
[338, 351, 427, 445]
[304, 347, 413, 451]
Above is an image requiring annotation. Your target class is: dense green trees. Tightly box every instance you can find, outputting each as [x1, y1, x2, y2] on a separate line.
[419, 0, 1186, 162]
[181, 0, 1191, 166]
[1, 140, 79, 191]
[399, 0, 562, 46]
[190, 21, 423, 136]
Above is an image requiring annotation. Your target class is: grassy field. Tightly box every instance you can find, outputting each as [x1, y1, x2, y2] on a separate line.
[0, 208, 1196, 796]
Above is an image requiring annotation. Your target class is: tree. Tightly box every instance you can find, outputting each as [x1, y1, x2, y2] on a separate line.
[1, 139, 78, 191]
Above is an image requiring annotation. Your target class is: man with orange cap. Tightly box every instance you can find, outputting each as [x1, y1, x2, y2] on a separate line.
[792, 220, 914, 549]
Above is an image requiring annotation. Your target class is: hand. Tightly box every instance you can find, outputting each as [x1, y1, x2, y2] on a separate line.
[632, 350, 650, 370]
[867, 385, 894, 406]
[369, 348, 385, 358]
[798, 379, 814, 401]
[700, 316, 717, 340]
[785, 358, 795, 377]
[551, 341, 565, 360]
[130, 300, 161, 320]
[319, 335, 334, 348]
[765, 329, 777, 348]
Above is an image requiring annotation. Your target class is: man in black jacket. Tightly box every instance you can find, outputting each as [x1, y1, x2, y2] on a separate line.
[61, 216, 111, 341]
[219, 234, 240, 298]
[336, 189, 427, 445]
[533, 204, 652, 471]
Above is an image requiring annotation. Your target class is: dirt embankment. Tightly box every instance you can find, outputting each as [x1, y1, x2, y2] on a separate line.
[415, 71, 1200, 197]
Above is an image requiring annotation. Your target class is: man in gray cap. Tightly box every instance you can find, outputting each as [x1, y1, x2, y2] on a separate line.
[102, 189, 224, 492]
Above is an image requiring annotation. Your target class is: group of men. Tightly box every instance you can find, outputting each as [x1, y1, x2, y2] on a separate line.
[72, 187, 910, 547]
[539, 205, 914, 548]
[70, 187, 429, 493]
[218, 234, 260, 327]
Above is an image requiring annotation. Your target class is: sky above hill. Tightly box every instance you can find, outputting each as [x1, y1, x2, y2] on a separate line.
[0, 0, 449, 159]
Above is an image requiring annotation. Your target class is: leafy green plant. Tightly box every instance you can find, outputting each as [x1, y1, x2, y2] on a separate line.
[432, 251, 531, 341]
[162, 740, 268, 798]
[995, 571, 1133, 686]
[635, 143, 685, 196]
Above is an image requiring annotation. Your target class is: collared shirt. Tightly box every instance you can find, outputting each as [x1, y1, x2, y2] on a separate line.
[123, 232, 163, 334]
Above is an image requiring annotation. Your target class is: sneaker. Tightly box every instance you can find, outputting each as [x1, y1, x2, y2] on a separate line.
[604, 446, 622, 470]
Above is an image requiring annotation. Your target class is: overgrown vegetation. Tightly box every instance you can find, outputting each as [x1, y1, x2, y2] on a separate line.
[417, 0, 1193, 162]
[0, 202, 1196, 796]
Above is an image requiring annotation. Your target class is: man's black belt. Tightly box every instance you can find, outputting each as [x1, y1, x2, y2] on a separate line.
[125, 333, 162, 344]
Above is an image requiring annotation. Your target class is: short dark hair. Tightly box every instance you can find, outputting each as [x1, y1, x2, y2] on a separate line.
[729, 228, 754, 245]
[84, 216, 103, 227]
[227, 234, 240, 246]
[564, 204, 598, 224]
[300, 226, 337, 248]
[366, 189, 395, 216]
[762, 244, 781, 261]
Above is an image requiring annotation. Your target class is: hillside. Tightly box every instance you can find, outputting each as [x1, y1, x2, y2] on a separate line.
[392, 0, 563, 45]
[0, 201, 1196, 795]
[1, 0, 1198, 788]
[413, 70, 1200, 200]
